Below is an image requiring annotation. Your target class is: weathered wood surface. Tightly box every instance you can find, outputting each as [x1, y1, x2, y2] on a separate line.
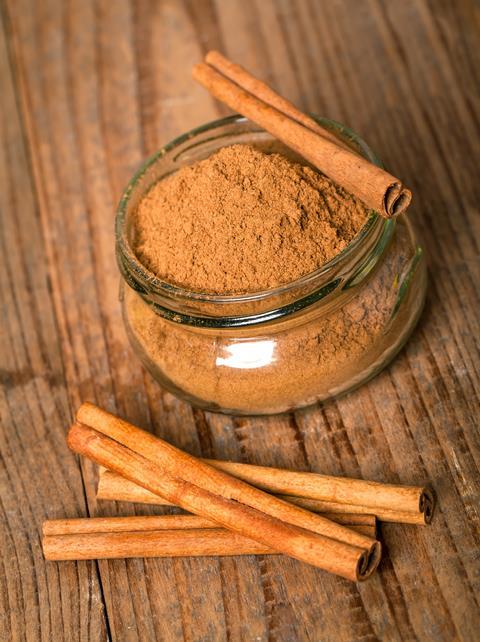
[0, 0, 478, 640]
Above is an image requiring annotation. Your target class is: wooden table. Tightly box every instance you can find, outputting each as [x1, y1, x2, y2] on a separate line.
[1, 1, 479, 640]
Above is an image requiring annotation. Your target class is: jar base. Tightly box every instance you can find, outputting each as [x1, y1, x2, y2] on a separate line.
[128, 281, 426, 417]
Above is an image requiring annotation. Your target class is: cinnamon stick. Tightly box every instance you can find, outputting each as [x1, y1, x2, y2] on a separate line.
[43, 515, 219, 535]
[97, 459, 433, 525]
[204, 51, 353, 153]
[43, 529, 271, 561]
[42, 513, 376, 562]
[280, 497, 429, 526]
[45, 514, 375, 537]
[205, 460, 434, 524]
[69, 404, 381, 581]
[193, 52, 412, 218]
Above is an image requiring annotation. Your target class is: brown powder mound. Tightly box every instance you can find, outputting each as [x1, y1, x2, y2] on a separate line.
[133, 144, 370, 294]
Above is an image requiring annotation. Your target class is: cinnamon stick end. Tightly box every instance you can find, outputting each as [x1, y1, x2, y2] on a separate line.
[66, 423, 81, 451]
[75, 401, 100, 427]
[384, 183, 412, 218]
[67, 422, 96, 455]
[357, 540, 382, 581]
[192, 63, 206, 82]
[420, 488, 435, 524]
[42, 537, 54, 561]
[205, 50, 222, 66]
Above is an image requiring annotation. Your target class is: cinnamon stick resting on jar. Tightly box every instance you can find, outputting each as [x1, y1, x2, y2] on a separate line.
[68, 403, 381, 581]
[192, 51, 412, 219]
[97, 462, 433, 525]
[42, 514, 377, 561]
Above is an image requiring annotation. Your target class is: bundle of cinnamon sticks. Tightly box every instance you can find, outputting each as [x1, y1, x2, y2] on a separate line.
[42, 403, 434, 584]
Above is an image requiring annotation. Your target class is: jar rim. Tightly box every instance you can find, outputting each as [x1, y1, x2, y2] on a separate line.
[115, 114, 392, 311]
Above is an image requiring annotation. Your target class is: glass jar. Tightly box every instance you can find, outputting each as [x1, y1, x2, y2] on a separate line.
[115, 115, 426, 416]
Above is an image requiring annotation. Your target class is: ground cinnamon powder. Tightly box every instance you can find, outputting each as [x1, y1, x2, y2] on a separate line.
[124, 144, 419, 414]
[133, 145, 368, 293]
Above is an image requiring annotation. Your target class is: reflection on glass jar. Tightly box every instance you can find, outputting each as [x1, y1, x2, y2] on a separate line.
[116, 115, 426, 416]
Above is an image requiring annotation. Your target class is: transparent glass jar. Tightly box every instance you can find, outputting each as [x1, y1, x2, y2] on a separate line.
[116, 115, 426, 416]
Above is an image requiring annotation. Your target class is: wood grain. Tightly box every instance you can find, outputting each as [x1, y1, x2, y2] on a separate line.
[1, 0, 479, 640]
[0, 5, 108, 641]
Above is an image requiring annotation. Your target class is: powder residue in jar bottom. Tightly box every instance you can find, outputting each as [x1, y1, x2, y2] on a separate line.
[123, 223, 422, 414]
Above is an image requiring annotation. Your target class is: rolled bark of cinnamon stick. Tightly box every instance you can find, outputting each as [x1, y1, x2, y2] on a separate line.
[205, 50, 353, 152]
[70, 404, 381, 581]
[43, 515, 219, 535]
[42, 515, 374, 561]
[97, 459, 433, 525]
[43, 513, 376, 539]
[43, 529, 271, 561]
[193, 55, 412, 219]
[280, 497, 429, 526]
[205, 460, 434, 524]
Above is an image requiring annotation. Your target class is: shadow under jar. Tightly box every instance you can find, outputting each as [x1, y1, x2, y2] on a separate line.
[116, 115, 426, 416]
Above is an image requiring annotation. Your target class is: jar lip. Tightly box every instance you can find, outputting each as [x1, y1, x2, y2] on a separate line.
[116, 114, 387, 304]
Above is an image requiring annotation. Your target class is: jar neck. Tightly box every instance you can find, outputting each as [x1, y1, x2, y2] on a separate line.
[116, 114, 394, 329]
